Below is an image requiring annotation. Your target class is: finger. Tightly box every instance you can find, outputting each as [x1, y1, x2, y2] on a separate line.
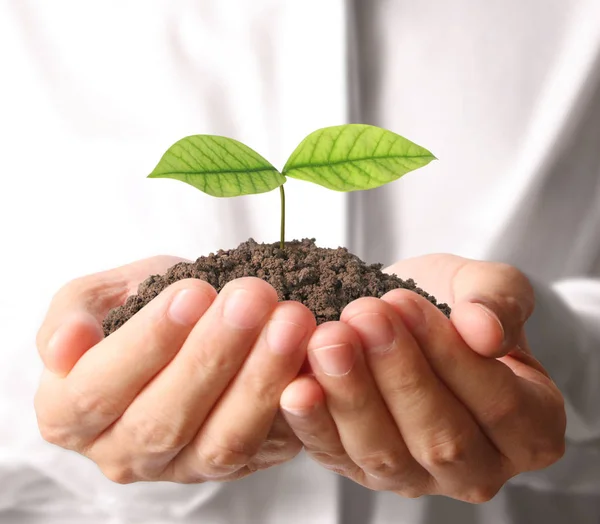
[168, 300, 315, 482]
[383, 290, 564, 472]
[36, 255, 187, 375]
[281, 375, 360, 478]
[304, 321, 430, 492]
[247, 411, 303, 472]
[213, 407, 308, 484]
[42, 312, 105, 377]
[88, 277, 280, 483]
[341, 297, 505, 502]
[450, 261, 534, 357]
[34, 278, 215, 451]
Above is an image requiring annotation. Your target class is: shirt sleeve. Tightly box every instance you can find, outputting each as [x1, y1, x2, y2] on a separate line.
[508, 276, 600, 493]
[527, 277, 600, 444]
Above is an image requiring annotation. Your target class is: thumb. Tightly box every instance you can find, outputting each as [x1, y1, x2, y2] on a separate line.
[450, 261, 535, 358]
[36, 255, 187, 376]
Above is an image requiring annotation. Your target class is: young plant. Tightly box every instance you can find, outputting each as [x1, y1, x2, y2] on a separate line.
[148, 124, 436, 249]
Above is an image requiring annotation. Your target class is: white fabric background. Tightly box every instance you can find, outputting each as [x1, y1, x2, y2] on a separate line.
[1, 1, 599, 522]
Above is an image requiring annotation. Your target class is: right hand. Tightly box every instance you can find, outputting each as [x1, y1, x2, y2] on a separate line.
[34, 256, 316, 484]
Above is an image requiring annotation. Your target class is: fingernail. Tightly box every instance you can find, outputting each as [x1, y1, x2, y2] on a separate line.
[395, 298, 425, 333]
[281, 404, 314, 417]
[47, 326, 62, 353]
[203, 464, 242, 479]
[347, 313, 395, 354]
[311, 343, 355, 377]
[266, 320, 307, 355]
[222, 288, 270, 329]
[46, 326, 67, 375]
[168, 288, 211, 326]
[473, 303, 505, 342]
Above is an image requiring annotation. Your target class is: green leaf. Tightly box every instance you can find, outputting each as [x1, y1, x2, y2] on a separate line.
[148, 135, 285, 197]
[282, 124, 436, 191]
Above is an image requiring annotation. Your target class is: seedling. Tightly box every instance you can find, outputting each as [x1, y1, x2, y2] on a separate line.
[148, 124, 436, 249]
[104, 126, 442, 335]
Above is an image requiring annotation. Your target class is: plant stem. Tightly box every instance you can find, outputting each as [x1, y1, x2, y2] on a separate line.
[279, 184, 286, 250]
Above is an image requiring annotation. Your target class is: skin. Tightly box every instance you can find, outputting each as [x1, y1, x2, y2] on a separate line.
[35, 256, 316, 483]
[34, 254, 565, 501]
[281, 254, 566, 502]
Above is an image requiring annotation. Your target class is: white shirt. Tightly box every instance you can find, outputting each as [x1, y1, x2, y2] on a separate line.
[1, 1, 599, 523]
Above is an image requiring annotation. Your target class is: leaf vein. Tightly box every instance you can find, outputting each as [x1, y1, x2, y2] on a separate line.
[205, 136, 250, 169]
[196, 139, 237, 170]
[346, 126, 370, 158]
[308, 128, 326, 164]
[327, 127, 346, 163]
[186, 141, 222, 170]
[286, 153, 434, 171]
[150, 166, 278, 177]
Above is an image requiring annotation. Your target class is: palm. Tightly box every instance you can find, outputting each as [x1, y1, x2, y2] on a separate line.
[384, 254, 471, 307]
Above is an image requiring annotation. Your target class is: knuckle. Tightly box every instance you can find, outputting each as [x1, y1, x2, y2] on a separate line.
[388, 370, 429, 401]
[304, 443, 355, 477]
[67, 383, 120, 422]
[249, 439, 302, 469]
[190, 344, 241, 378]
[527, 432, 566, 470]
[308, 449, 349, 468]
[34, 389, 80, 450]
[311, 454, 357, 477]
[246, 459, 270, 473]
[462, 482, 502, 504]
[198, 435, 255, 476]
[355, 449, 406, 479]
[280, 438, 303, 460]
[296, 430, 329, 450]
[127, 412, 189, 459]
[394, 487, 427, 499]
[37, 420, 66, 447]
[101, 465, 137, 485]
[419, 431, 472, 469]
[262, 433, 303, 458]
[393, 475, 436, 499]
[245, 373, 282, 407]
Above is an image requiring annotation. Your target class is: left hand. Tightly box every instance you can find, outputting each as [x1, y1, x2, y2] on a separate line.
[280, 254, 566, 503]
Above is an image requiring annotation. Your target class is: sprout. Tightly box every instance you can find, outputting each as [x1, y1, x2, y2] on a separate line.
[148, 124, 436, 249]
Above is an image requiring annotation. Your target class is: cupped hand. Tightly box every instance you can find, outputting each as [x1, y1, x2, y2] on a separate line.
[280, 255, 566, 503]
[35, 256, 316, 483]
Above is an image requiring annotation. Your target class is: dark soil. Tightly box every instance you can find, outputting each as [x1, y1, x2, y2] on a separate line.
[103, 238, 450, 336]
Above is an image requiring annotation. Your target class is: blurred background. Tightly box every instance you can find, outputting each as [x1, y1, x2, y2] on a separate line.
[1, 1, 599, 523]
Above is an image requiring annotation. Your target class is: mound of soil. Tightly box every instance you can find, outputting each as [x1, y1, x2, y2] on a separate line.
[103, 238, 450, 336]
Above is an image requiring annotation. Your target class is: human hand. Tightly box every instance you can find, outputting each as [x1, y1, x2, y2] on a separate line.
[279, 254, 566, 502]
[35, 256, 315, 483]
